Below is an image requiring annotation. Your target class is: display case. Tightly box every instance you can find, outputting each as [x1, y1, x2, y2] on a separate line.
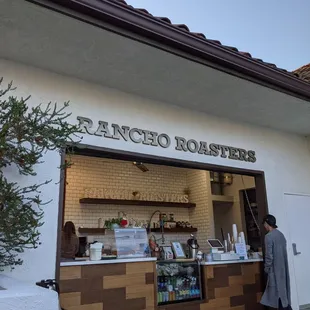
[156, 260, 202, 306]
[114, 228, 148, 258]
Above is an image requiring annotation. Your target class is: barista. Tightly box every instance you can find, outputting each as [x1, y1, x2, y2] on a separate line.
[61, 221, 79, 260]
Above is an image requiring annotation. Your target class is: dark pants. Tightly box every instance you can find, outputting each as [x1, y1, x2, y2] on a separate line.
[269, 299, 292, 309]
[278, 299, 292, 310]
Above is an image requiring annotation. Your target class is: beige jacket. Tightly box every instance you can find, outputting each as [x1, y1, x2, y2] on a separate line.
[61, 232, 79, 259]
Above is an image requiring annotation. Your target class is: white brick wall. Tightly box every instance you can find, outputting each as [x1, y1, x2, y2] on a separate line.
[187, 170, 213, 252]
[64, 155, 196, 246]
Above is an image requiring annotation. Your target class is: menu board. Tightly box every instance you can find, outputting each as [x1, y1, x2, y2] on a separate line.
[235, 243, 248, 259]
[114, 228, 148, 258]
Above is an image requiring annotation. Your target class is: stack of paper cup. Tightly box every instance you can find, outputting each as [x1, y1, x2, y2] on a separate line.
[232, 224, 238, 245]
[239, 231, 246, 245]
[224, 240, 228, 252]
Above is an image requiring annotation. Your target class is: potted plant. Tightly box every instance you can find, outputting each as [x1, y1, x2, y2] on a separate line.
[104, 218, 121, 230]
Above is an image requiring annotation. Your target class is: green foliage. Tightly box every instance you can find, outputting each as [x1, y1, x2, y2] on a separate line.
[104, 218, 121, 230]
[0, 78, 82, 271]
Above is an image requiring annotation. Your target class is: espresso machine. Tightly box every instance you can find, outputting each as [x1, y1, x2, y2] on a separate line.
[76, 237, 87, 257]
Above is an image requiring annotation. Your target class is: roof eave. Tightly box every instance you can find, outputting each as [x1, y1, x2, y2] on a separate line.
[27, 0, 310, 102]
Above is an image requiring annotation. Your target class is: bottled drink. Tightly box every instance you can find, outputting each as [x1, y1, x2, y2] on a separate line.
[180, 289, 183, 301]
[162, 282, 165, 302]
[186, 280, 190, 298]
[196, 286, 200, 298]
[157, 277, 163, 304]
[158, 291, 162, 303]
[169, 291, 173, 301]
[180, 289, 184, 300]
[165, 291, 169, 302]
[161, 290, 165, 303]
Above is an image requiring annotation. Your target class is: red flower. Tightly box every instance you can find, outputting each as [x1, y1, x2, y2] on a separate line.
[120, 219, 128, 227]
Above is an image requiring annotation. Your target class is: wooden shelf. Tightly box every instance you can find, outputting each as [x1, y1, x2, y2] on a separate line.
[151, 227, 197, 233]
[78, 228, 106, 235]
[212, 195, 234, 206]
[79, 198, 196, 209]
[78, 227, 197, 234]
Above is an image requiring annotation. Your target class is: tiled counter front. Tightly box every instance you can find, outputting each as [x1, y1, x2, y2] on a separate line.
[59, 261, 156, 310]
[158, 262, 264, 310]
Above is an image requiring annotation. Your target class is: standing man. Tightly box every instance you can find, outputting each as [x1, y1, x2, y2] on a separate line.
[261, 214, 292, 309]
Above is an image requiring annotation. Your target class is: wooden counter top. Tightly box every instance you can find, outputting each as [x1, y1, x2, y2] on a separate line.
[60, 257, 157, 267]
[201, 258, 263, 266]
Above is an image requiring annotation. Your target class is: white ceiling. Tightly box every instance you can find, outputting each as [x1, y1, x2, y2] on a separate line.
[1, 0, 310, 135]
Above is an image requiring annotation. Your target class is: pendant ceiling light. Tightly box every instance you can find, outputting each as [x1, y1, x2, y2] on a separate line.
[133, 162, 149, 172]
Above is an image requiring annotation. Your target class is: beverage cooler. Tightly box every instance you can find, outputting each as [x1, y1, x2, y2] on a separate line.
[156, 260, 202, 306]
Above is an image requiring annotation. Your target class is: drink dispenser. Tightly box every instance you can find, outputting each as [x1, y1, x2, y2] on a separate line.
[187, 234, 199, 259]
[89, 242, 103, 261]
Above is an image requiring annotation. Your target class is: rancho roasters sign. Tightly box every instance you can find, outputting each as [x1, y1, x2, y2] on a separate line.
[77, 116, 256, 163]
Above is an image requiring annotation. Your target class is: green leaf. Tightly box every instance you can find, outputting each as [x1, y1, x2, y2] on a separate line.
[0, 78, 82, 270]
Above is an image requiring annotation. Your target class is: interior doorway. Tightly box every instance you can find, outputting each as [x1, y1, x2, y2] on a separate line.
[240, 188, 261, 251]
[285, 193, 310, 310]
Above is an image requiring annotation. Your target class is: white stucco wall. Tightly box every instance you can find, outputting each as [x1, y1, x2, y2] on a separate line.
[1, 58, 309, 309]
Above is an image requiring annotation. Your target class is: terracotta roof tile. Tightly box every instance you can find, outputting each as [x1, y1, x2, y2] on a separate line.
[293, 64, 310, 83]
[173, 24, 191, 32]
[155, 16, 171, 24]
[192, 32, 206, 39]
[109, 0, 297, 75]
[223, 45, 239, 52]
